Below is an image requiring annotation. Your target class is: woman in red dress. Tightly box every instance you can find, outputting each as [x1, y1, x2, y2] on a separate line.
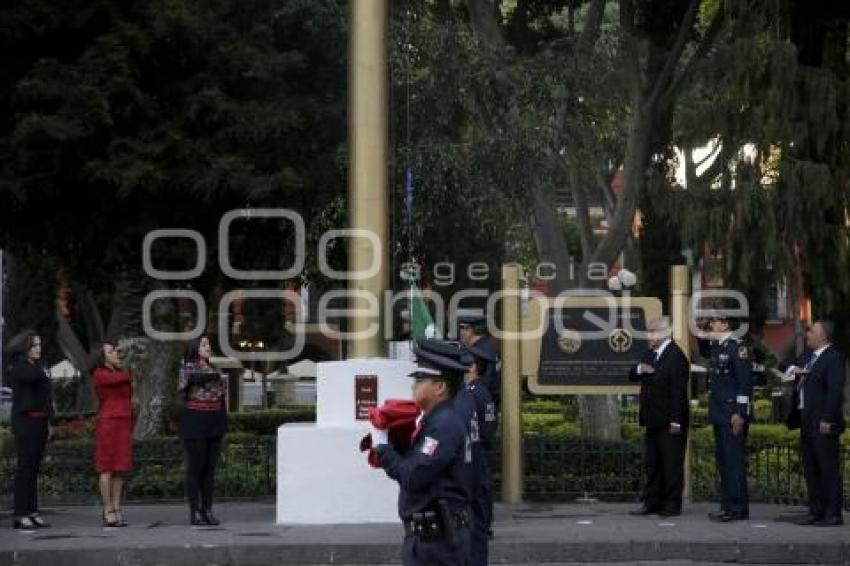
[92, 342, 134, 527]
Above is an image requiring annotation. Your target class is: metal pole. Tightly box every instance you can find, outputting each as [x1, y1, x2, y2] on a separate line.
[670, 265, 692, 501]
[501, 264, 523, 503]
[348, 0, 389, 358]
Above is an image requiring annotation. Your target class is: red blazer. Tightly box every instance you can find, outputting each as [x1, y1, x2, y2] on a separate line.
[94, 368, 133, 418]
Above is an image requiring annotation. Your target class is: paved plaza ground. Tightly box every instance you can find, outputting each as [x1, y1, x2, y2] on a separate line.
[1, 501, 848, 565]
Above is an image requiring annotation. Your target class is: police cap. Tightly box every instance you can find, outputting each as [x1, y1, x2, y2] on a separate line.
[409, 340, 470, 381]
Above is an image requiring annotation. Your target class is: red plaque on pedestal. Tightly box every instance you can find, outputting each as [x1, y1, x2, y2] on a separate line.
[355, 375, 378, 420]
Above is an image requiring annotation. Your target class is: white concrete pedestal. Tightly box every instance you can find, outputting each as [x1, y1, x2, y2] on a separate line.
[276, 358, 415, 524]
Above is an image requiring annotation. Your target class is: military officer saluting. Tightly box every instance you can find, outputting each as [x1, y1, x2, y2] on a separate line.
[373, 341, 473, 565]
[702, 312, 753, 522]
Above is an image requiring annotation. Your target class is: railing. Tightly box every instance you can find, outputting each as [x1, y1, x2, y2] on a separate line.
[493, 437, 848, 508]
[1, 433, 846, 510]
[0, 435, 276, 507]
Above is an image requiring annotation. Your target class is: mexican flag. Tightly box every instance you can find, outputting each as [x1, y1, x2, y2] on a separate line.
[409, 283, 439, 341]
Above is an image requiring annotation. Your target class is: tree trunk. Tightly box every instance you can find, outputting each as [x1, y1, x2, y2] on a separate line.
[589, 104, 654, 268]
[577, 394, 622, 441]
[56, 311, 96, 412]
[123, 337, 181, 439]
[530, 186, 579, 292]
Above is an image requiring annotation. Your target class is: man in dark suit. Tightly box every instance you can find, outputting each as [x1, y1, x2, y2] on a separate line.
[781, 320, 846, 526]
[628, 318, 691, 517]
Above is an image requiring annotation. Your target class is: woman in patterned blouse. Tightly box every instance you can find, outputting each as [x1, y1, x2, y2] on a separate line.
[177, 335, 227, 525]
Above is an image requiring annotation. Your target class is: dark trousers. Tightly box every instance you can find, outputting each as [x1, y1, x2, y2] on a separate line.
[713, 424, 749, 514]
[643, 426, 687, 512]
[800, 432, 843, 520]
[470, 460, 492, 565]
[401, 527, 471, 566]
[13, 416, 49, 517]
[183, 436, 222, 512]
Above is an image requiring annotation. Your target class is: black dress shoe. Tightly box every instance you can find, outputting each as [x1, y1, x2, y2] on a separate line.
[190, 510, 204, 526]
[200, 509, 220, 526]
[718, 511, 748, 522]
[708, 510, 728, 522]
[629, 506, 658, 516]
[794, 514, 820, 525]
[812, 516, 843, 527]
[12, 517, 37, 530]
[29, 514, 50, 528]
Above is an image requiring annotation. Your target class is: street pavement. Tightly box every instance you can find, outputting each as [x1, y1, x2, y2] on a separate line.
[1, 501, 848, 565]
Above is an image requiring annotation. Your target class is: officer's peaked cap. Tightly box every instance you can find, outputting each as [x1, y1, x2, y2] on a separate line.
[457, 312, 486, 326]
[409, 340, 470, 379]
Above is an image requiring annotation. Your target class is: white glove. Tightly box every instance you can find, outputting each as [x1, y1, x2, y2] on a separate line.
[371, 425, 389, 446]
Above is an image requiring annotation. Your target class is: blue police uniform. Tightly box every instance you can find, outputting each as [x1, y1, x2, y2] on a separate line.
[458, 314, 501, 409]
[376, 346, 472, 566]
[451, 373, 495, 563]
[705, 335, 753, 520]
[456, 380, 496, 564]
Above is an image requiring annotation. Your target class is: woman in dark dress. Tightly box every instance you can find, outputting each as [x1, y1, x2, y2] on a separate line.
[178, 335, 227, 525]
[6, 331, 52, 530]
[92, 341, 134, 527]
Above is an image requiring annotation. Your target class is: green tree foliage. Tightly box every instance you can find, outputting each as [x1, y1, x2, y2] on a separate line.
[0, 0, 348, 348]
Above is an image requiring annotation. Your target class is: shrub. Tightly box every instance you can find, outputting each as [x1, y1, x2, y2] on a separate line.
[228, 406, 316, 435]
[522, 399, 565, 414]
[0, 434, 277, 504]
[753, 399, 772, 422]
[0, 426, 12, 458]
[52, 416, 95, 441]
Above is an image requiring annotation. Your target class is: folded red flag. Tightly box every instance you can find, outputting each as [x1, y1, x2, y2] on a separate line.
[359, 399, 421, 468]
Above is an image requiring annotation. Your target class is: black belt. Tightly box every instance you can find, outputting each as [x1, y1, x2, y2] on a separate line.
[403, 508, 470, 540]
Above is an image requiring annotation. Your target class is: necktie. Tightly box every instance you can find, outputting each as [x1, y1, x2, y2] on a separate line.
[798, 353, 818, 409]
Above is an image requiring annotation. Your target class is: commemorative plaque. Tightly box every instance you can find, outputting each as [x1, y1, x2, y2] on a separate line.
[524, 296, 663, 394]
[354, 374, 378, 420]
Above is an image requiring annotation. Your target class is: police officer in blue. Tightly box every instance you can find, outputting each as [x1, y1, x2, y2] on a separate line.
[373, 341, 473, 565]
[458, 313, 501, 410]
[457, 342, 498, 565]
[701, 313, 753, 522]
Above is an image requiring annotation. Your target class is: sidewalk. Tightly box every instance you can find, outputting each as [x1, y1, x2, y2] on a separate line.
[1, 502, 848, 565]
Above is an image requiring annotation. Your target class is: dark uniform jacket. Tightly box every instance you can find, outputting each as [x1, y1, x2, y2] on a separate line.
[378, 399, 471, 518]
[628, 340, 690, 430]
[703, 337, 753, 426]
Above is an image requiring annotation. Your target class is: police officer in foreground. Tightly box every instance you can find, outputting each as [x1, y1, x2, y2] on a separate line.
[458, 313, 501, 410]
[372, 341, 472, 565]
[701, 313, 753, 522]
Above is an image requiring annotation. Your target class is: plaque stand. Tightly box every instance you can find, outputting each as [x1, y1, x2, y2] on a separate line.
[276, 358, 414, 524]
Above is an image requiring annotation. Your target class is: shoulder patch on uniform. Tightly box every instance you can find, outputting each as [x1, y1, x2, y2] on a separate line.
[737, 345, 748, 359]
[420, 436, 440, 456]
